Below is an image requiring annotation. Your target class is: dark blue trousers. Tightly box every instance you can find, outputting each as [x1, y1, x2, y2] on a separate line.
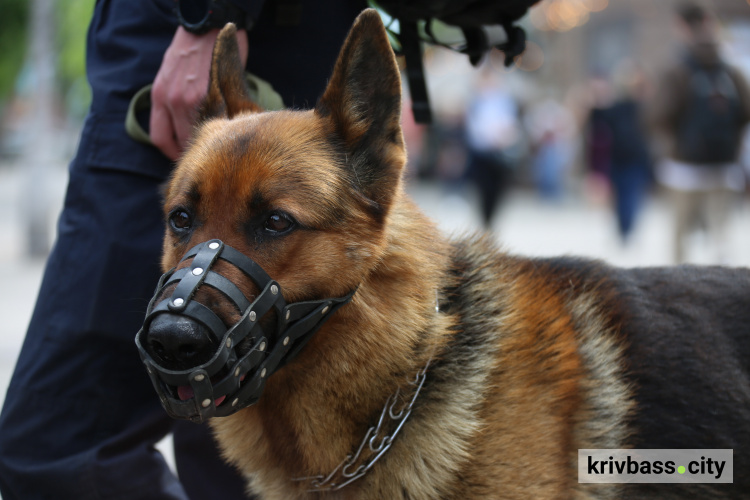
[0, 1, 365, 498]
[610, 163, 651, 242]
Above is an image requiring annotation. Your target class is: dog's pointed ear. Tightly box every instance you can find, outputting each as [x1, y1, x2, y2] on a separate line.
[199, 23, 261, 121]
[315, 9, 405, 216]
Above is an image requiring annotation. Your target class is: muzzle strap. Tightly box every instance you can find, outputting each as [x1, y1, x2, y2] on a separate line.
[218, 288, 357, 410]
[220, 245, 274, 287]
[202, 272, 252, 312]
[168, 240, 225, 312]
[148, 298, 228, 346]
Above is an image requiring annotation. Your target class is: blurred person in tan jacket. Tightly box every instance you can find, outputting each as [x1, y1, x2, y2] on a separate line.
[651, 2, 750, 263]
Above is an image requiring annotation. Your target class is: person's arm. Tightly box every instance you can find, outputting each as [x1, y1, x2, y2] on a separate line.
[149, 26, 249, 160]
[649, 65, 686, 136]
[728, 66, 750, 129]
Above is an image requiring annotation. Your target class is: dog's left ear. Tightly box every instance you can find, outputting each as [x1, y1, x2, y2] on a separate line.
[316, 9, 405, 215]
[199, 23, 261, 121]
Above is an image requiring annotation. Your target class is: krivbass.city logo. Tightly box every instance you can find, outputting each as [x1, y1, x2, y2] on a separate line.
[578, 449, 733, 483]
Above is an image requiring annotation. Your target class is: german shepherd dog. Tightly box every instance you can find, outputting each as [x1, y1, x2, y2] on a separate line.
[136, 9, 750, 499]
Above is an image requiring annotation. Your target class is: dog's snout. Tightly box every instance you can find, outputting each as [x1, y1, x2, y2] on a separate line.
[146, 313, 215, 370]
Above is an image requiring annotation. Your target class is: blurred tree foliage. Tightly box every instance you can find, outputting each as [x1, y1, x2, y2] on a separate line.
[56, 0, 97, 118]
[0, 0, 95, 117]
[0, 0, 29, 100]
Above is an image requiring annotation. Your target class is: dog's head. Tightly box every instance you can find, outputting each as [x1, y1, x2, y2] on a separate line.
[135, 9, 406, 422]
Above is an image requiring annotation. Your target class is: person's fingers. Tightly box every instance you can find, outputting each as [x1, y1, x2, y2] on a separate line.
[150, 63, 182, 160]
[172, 102, 197, 150]
[148, 27, 250, 160]
[168, 75, 205, 149]
[237, 29, 249, 67]
[149, 102, 181, 161]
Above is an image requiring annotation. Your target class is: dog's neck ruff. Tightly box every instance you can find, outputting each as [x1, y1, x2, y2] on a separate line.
[295, 356, 432, 492]
[295, 295, 439, 493]
[135, 239, 357, 423]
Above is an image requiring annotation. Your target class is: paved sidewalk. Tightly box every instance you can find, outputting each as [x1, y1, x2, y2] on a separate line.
[409, 180, 750, 268]
[0, 164, 67, 406]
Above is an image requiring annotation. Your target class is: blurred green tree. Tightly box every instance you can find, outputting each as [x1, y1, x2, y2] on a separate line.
[0, 0, 95, 113]
[56, 0, 96, 119]
[0, 0, 30, 100]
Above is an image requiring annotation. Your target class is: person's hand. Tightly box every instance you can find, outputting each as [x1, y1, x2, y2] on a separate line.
[150, 26, 249, 160]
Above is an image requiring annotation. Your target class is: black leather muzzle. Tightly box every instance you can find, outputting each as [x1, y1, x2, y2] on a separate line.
[135, 239, 356, 423]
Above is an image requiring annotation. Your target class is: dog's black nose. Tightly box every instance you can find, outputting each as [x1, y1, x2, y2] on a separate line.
[146, 313, 215, 370]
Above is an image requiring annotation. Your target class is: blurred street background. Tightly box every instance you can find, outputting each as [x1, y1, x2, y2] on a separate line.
[1, 0, 750, 482]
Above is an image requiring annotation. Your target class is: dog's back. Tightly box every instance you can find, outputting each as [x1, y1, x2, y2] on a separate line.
[441, 236, 750, 498]
[614, 264, 750, 498]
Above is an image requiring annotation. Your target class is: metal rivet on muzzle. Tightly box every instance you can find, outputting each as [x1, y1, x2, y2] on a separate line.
[172, 298, 184, 307]
[193, 374, 205, 382]
[249, 311, 256, 321]
[259, 341, 266, 351]
[260, 368, 267, 378]
[201, 399, 211, 408]
[209, 242, 220, 250]
[285, 310, 291, 321]
[271, 285, 279, 295]
[322, 305, 329, 315]
[234, 367, 241, 377]
[283, 336, 290, 346]
[232, 398, 239, 406]
[192, 267, 204, 276]
[226, 338, 232, 348]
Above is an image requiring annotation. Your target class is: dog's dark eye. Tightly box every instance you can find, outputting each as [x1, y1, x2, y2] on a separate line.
[169, 210, 193, 232]
[264, 213, 294, 234]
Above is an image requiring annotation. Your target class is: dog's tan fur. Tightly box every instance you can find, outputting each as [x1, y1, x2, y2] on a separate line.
[154, 10, 750, 500]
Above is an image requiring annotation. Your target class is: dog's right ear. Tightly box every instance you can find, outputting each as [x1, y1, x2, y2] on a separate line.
[315, 9, 405, 217]
[199, 23, 261, 121]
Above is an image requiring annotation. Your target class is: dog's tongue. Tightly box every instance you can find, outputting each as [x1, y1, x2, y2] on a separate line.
[177, 385, 194, 401]
[177, 385, 226, 407]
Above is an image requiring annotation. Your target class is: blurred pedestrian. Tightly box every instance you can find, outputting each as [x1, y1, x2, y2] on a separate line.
[525, 97, 576, 201]
[588, 62, 653, 243]
[464, 67, 521, 227]
[652, 2, 750, 263]
[585, 75, 614, 183]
